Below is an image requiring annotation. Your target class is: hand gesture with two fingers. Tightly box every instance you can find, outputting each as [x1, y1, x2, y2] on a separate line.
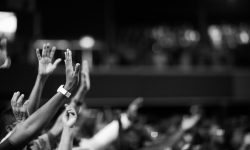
[62, 104, 77, 128]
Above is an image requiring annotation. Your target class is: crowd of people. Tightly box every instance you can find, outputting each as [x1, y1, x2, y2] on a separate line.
[1, 38, 250, 150]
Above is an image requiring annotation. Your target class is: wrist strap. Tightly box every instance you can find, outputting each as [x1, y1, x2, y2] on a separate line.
[57, 85, 71, 98]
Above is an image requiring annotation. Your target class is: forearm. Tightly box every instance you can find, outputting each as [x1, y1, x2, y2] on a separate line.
[48, 113, 63, 138]
[58, 126, 74, 150]
[70, 86, 87, 113]
[27, 74, 47, 114]
[71, 86, 86, 104]
[82, 113, 131, 150]
[9, 91, 68, 147]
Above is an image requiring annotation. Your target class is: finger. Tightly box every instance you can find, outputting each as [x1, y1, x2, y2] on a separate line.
[69, 49, 72, 61]
[20, 104, 27, 121]
[67, 109, 75, 114]
[53, 58, 61, 68]
[74, 63, 81, 74]
[11, 91, 20, 107]
[66, 49, 69, 60]
[68, 106, 76, 114]
[132, 97, 144, 108]
[23, 100, 29, 109]
[11, 92, 17, 107]
[42, 44, 46, 57]
[64, 49, 71, 65]
[75, 63, 81, 83]
[50, 46, 56, 59]
[36, 49, 41, 60]
[67, 49, 73, 66]
[65, 104, 69, 109]
[46, 43, 51, 57]
[64, 51, 67, 64]
[16, 94, 24, 107]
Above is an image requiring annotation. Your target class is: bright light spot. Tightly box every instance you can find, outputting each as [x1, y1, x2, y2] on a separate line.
[216, 129, 224, 136]
[208, 26, 222, 42]
[239, 31, 249, 44]
[0, 12, 17, 39]
[150, 131, 158, 138]
[184, 30, 200, 42]
[208, 25, 222, 48]
[79, 36, 95, 49]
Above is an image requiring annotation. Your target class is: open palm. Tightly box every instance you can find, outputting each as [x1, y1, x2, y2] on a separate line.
[36, 43, 61, 76]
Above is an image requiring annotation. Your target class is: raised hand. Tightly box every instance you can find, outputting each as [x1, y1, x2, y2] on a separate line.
[62, 104, 77, 128]
[36, 43, 61, 77]
[11, 92, 29, 123]
[80, 60, 90, 94]
[126, 97, 144, 122]
[181, 113, 201, 131]
[64, 49, 80, 91]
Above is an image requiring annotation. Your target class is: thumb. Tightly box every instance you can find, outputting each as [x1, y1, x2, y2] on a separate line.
[23, 100, 30, 116]
[74, 63, 81, 82]
[133, 97, 144, 108]
[75, 63, 80, 74]
[53, 58, 62, 68]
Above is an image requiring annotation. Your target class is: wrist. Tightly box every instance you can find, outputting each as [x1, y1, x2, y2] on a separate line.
[64, 83, 74, 92]
[57, 85, 71, 98]
[63, 125, 71, 129]
[37, 74, 48, 81]
[63, 125, 75, 137]
[64, 84, 71, 92]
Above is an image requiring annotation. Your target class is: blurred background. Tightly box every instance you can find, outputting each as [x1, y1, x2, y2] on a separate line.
[1, 0, 250, 149]
[1, 0, 250, 105]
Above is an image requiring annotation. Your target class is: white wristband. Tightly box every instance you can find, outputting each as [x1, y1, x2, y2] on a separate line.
[57, 85, 71, 98]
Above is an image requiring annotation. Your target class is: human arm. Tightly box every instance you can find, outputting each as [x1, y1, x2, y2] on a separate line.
[58, 104, 77, 150]
[47, 59, 90, 141]
[78, 97, 144, 150]
[161, 113, 201, 148]
[1, 49, 80, 149]
[27, 43, 61, 115]
[71, 60, 90, 112]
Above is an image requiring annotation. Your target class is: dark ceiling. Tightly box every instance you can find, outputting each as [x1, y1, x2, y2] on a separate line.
[1, 0, 250, 39]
